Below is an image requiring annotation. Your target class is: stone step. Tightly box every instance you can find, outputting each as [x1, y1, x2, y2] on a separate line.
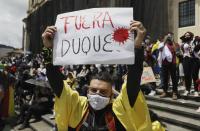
[180, 94, 200, 102]
[12, 125, 33, 131]
[40, 114, 194, 131]
[41, 114, 55, 127]
[15, 110, 54, 131]
[145, 95, 199, 109]
[151, 109, 200, 130]
[164, 122, 193, 131]
[147, 100, 200, 120]
[29, 120, 53, 131]
[155, 88, 200, 102]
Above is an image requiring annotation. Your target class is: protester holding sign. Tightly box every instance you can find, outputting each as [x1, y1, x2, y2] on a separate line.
[42, 9, 164, 131]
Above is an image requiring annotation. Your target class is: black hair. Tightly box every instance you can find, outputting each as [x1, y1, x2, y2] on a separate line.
[194, 36, 200, 43]
[91, 71, 113, 85]
[180, 31, 194, 42]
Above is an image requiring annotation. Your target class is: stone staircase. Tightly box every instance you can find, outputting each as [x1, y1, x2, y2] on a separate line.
[12, 96, 200, 131]
[29, 118, 53, 131]
[11, 113, 54, 131]
[146, 95, 200, 131]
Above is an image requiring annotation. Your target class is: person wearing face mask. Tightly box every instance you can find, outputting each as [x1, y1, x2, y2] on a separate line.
[77, 66, 89, 77]
[159, 34, 178, 100]
[77, 65, 90, 87]
[144, 36, 154, 69]
[180, 32, 195, 96]
[36, 63, 47, 81]
[41, 21, 163, 131]
[90, 65, 98, 74]
[88, 65, 98, 80]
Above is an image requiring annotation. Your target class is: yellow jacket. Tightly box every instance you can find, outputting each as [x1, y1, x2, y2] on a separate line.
[54, 81, 155, 131]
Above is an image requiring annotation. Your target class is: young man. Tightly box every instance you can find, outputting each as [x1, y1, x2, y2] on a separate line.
[42, 21, 153, 130]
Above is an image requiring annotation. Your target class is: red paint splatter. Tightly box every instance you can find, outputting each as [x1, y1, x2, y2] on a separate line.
[112, 27, 129, 45]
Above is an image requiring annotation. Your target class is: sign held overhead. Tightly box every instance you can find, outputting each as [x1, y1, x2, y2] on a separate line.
[53, 8, 134, 65]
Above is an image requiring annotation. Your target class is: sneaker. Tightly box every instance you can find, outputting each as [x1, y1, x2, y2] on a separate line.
[18, 123, 29, 130]
[194, 91, 199, 97]
[182, 90, 189, 96]
[16, 118, 24, 125]
[49, 114, 55, 119]
[16, 116, 24, 125]
[148, 90, 156, 96]
[172, 93, 178, 100]
[190, 90, 195, 94]
[159, 92, 167, 98]
[196, 107, 200, 113]
[30, 118, 41, 123]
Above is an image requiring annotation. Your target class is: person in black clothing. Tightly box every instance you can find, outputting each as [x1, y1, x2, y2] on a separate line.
[113, 65, 124, 91]
[42, 21, 154, 130]
[88, 65, 98, 79]
[181, 33, 200, 96]
[159, 35, 178, 100]
[191, 36, 200, 96]
[17, 87, 54, 130]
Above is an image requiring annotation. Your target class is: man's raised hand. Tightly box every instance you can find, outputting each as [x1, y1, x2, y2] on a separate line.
[42, 26, 57, 48]
[130, 21, 146, 48]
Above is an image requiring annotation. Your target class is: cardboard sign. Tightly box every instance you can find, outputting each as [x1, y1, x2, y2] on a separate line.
[141, 67, 156, 85]
[53, 8, 134, 65]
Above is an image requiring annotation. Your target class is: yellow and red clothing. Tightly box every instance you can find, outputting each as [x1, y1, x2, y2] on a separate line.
[46, 48, 164, 131]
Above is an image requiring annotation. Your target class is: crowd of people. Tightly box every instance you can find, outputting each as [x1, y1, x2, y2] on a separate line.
[143, 32, 200, 100]
[0, 26, 200, 130]
[0, 48, 130, 130]
[0, 53, 52, 130]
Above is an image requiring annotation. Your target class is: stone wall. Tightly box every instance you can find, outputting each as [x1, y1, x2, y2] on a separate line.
[25, 0, 169, 54]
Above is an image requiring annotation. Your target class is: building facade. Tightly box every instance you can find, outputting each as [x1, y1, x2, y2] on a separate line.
[23, 0, 169, 54]
[168, 0, 200, 43]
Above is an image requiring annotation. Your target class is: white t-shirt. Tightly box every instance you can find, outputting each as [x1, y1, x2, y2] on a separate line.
[183, 43, 191, 58]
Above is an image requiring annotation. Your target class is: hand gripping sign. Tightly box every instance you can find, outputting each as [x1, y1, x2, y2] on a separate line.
[53, 8, 134, 65]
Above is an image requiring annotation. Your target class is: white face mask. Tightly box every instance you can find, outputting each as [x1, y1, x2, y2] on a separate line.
[87, 94, 110, 110]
